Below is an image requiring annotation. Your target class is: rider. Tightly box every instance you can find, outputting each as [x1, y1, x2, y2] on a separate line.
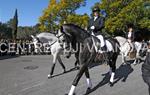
[126, 23, 135, 52]
[87, 6, 107, 52]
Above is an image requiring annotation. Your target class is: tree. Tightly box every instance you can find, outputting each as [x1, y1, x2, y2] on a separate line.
[0, 22, 12, 39]
[66, 13, 89, 29]
[6, 18, 14, 28]
[93, 0, 150, 34]
[12, 9, 18, 40]
[39, 0, 86, 32]
[17, 25, 40, 40]
[138, 1, 150, 30]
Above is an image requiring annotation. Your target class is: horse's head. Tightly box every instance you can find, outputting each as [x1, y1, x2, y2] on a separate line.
[57, 29, 72, 58]
[57, 24, 90, 58]
[31, 35, 42, 53]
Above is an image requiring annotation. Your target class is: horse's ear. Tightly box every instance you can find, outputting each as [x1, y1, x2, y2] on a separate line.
[60, 26, 65, 34]
[59, 26, 67, 35]
[60, 26, 71, 36]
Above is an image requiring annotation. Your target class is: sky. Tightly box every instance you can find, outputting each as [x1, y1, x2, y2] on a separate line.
[0, 0, 100, 26]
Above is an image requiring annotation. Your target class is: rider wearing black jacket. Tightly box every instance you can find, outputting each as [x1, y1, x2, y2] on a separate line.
[142, 41, 150, 95]
[87, 7, 106, 52]
[88, 7, 104, 36]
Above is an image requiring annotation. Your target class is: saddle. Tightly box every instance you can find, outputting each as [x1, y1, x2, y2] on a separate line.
[94, 53, 106, 62]
[93, 36, 108, 53]
[92, 36, 109, 63]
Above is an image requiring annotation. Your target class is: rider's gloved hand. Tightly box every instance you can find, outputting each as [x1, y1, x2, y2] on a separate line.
[90, 26, 95, 30]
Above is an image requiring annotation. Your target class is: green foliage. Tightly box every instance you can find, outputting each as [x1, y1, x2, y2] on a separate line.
[12, 9, 18, 40]
[39, 0, 86, 32]
[7, 18, 14, 28]
[17, 24, 40, 40]
[0, 22, 40, 40]
[66, 13, 89, 29]
[94, 0, 150, 33]
[0, 22, 12, 39]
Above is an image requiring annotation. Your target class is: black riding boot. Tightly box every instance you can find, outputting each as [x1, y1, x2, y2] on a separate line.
[101, 45, 108, 63]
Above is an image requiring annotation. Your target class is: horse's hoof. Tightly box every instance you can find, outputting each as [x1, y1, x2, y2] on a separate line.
[109, 82, 114, 87]
[85, 87, 91, 94]
[63, 70, 67, 73]
[48, 74, 53, 79]
[75, 66, 80, 70]
[133, 61, 137, 65]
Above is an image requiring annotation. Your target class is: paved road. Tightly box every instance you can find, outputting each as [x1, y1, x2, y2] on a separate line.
[0, 55, 148, 95]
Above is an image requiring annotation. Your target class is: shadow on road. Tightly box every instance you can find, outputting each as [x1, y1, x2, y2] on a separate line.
[49, 67, 78, 79]
[89, 61, 106, 69]
[126, 59, 145, 65]
[114, 64, 134, 83]
[85, 64, 134, 95]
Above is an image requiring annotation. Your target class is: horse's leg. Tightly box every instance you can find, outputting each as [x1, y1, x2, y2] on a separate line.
[84, 67, 92, 93]
[68, 64, 87, 95]
[121, 52, 128, 64]
[133, 57, 137, 65]
[134, 43, 142, 65]
[48, 53, 57, 78]
[148, 85, 150, 95]
[108, 60, 115, 85]
[109, 53, 117, 86]
[74, 53, 79, 69]
[109, 68, 112, 75]
[74, 60, 78, 68]
[122, 53, 126, 64]
[110, 69, 115, 86]
[57, 55, 66, 73]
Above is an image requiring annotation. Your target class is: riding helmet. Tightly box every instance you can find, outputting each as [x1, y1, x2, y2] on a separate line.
[92, 7, 100, 12]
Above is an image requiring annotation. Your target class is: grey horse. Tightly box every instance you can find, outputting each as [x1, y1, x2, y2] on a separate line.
[31, 32, 78, 78]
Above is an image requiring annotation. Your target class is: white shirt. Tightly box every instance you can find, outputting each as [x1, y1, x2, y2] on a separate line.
[128, 32, 132, 38]
[94, 16, 98, 21]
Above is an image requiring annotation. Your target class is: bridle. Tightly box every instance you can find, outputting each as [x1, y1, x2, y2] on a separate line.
[57, 32, 72, 50]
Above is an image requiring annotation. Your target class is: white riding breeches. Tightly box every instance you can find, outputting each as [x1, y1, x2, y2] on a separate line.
[96, 35, 105, 47]
[105, 40, 113, 52]
[135, 42, 142, 56]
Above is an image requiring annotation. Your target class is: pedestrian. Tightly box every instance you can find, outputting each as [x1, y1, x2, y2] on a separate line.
[142, 41, 150, 95]
[126, 23, 135, 52]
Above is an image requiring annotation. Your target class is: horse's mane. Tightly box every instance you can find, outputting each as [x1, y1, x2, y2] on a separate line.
[63, 24, 89, 34]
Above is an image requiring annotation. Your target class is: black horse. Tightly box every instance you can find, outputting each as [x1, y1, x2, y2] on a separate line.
[58, 24, 120, 95]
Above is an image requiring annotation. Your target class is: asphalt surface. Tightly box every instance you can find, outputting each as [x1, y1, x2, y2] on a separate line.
[0, 55, 148, 95]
